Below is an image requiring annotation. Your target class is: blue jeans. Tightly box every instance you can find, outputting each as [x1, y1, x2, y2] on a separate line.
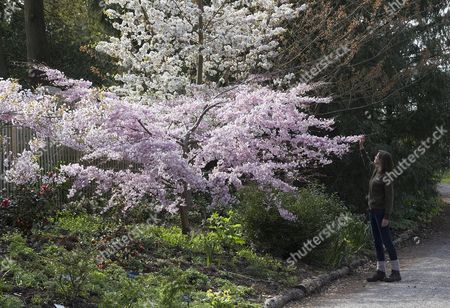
[369, 209, 398, 261]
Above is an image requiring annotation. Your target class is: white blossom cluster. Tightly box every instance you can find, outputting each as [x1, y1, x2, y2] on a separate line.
[96, 0, 298, 99]
[1, 0, 23, 23]
[4, 150, 41, 185]
[3, 137, 47, 186]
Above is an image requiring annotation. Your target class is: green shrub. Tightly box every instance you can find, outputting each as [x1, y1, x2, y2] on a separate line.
[0, 184, 59, 233]
[0, 294, 25, 308]
[133, 212, 246, 267]
[323, 213, 371, 267]
[159, 226, 190, 249]
[52, 211, 103, 238]
[190, 211, 246, 266]
[207, 211, 246, 250]
[191, 232, 223, 267]
[0, 277, 13, 293]
[96, 264, 157, 307]
[1, 232, 36, 261]
[2, 233, 101, 304]
[203, 283, 259, 308]
[232, 249, 283, 279]
[441, 169, 450, 184]
[158, 268, 209, 307]
[236, 183, 348, 259]
[393, 194, 445, 231]
[30, 294, 48, 306]
[43, 246, 99, 300]
[1, 233, 47, 290]
[206, 289, 234, 308]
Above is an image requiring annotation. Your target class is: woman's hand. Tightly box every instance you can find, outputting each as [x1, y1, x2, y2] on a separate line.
[381, 218, 389, 227]
[359, 135, 366, 150]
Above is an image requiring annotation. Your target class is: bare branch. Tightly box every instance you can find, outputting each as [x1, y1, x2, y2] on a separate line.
[137, 119, 153, 137]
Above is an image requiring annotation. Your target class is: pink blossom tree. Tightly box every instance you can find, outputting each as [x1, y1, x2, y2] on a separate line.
[0, 67, 360, 233]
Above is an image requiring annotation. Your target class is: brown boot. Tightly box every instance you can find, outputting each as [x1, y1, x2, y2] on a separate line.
[366, 270, 386, 282]
[384, 270, 401, 282]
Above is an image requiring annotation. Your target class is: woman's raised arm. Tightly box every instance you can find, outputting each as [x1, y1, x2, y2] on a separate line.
[359, 135, 375, 176]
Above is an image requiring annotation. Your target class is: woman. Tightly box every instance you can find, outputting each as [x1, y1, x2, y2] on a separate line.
[359, 136, 401, 282]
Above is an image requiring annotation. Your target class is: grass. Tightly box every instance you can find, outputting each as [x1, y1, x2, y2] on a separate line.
[442, 169, 450, 184]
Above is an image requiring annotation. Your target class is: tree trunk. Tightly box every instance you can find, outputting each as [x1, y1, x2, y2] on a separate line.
[24, 0, 47, 63]
[180, 183, 193, 234]
[181, 0, 206, 227]
[196, 0, 204, 85]
[0, 1, 8, 78]
[0, 39, 7, 78]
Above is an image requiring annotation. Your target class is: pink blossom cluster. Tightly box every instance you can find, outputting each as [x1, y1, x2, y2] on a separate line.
[0, 68, 361, 215]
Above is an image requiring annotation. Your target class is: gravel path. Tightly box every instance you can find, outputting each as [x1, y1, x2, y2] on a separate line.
[287, 183, 450, 308]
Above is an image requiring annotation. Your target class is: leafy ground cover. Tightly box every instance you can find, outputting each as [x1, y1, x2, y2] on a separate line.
[0, 184, 374, 307]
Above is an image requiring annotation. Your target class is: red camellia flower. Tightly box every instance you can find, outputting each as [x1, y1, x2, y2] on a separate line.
[97, 263, 106, 270]
[1, 199, 11, 208]
[39, 184, 50, 195]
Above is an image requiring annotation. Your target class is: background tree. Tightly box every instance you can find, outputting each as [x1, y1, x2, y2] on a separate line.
[0, 0, 114, 83]
[275, 0, 450, 224]
[95, 0, 299, 99]
[24, 0, 47, 62]
[44, 0, 116, 83]
[0, 38, 7, 78]
[0, 0, 7, 77]
[0, 0, 23, 78]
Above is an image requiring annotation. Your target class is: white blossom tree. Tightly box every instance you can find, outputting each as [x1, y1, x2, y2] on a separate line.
[96, 0, 301, 99]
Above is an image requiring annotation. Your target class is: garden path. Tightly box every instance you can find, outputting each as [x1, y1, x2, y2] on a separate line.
[287, 183, 450, 308]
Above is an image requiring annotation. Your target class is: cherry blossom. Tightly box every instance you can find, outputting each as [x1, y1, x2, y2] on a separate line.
[0, 68, 361, 232]
[4, 150, 41, 185]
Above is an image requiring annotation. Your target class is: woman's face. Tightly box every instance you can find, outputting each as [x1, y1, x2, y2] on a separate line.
[374, 152, 381, 168]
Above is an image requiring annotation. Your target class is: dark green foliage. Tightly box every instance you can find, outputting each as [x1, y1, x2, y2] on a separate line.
[236, 184, 373, 268]
[236, 183, 349, 259]
[1, 0, 116, 84]
[44, 0, 117, 84]
[323, 213, 371, 268]
[277, 0, 449, 230]
[0, 185, 58, 233]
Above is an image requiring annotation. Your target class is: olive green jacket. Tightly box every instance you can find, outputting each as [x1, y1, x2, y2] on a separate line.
[360, 148, 394, 219]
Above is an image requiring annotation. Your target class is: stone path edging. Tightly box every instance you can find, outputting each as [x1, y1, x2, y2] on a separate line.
[264, 229, 415, 308]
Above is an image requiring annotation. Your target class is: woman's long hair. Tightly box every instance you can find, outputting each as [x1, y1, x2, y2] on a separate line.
[377, 150, 394, 173]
